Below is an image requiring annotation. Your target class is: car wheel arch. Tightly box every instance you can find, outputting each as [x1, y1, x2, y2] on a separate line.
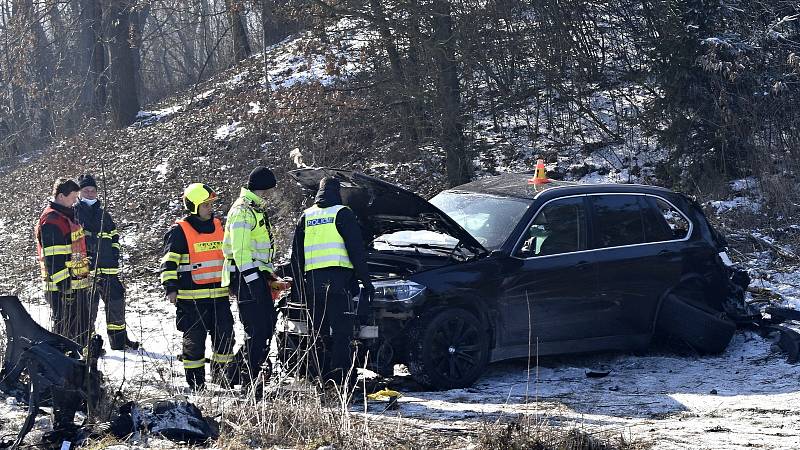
[651, 274, 712, 333]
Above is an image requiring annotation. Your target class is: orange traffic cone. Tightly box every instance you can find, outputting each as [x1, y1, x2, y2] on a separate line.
[527, 159, 551, 185]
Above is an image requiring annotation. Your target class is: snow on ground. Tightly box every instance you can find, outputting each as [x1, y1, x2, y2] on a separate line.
[708, 197, 763, 214]
[214, 120, 244, 141]
[3, 264, 800, 449]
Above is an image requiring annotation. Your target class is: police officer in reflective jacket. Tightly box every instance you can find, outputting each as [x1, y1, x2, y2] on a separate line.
[222, 167, 282, 388]
[74, 174, 139, 351]
[291, 177, 374, 386]
[160, 183, 235, 390]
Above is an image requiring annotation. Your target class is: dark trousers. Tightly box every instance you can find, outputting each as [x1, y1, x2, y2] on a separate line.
[47, 288, 94, 348]
[176, 299, 235, 388]
[88, 275, 128, 346]
[230, 274, 276, 382]
[90, 274, 126, 327]
[304, 267, 357, 386]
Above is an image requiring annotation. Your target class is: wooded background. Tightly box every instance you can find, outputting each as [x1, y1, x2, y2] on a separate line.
[1, 0, 799, 202]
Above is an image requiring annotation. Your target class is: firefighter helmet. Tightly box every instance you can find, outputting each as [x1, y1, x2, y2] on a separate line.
[183, 183, 217, 214]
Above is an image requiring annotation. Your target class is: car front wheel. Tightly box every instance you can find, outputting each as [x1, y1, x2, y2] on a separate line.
[407, 308, 489, 390]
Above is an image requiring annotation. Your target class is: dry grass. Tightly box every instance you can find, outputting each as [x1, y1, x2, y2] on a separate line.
[477, 420, 649, 450]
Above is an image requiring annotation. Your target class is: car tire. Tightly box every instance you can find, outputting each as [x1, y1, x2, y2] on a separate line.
[656, 293, 736, 354]
[407, 308, 489, 390]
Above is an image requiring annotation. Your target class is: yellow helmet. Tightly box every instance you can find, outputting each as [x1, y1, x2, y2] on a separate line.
[183, 183, 217, 214]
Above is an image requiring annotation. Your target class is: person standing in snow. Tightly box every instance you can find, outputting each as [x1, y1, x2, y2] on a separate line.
[160, 183, 235, 390]
[222, 166, 287, 390]
[74, 174, 139, 351]
[290, 177, 374, 387]
[35, 178, 93, 347]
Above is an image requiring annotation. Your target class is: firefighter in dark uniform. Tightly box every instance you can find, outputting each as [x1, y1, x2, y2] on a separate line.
[35, 178, 93, 347]
[75, 174, 139, 351]
[290, 177, 374, 386]
[160, 183, 235, 390]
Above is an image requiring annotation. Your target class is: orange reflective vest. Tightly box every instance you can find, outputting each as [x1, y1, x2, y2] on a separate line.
[35, 205, 90, 291]
[176, 218, 224, 285]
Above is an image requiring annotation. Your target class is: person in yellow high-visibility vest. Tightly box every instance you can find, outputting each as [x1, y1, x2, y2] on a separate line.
[290, 177, 374, 387]
[222, 166, 286, 390]
[160, 183, 235, 391]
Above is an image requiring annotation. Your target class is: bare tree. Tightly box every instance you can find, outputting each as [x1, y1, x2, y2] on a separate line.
[106, 0, 140, 128]
[226, 0, 251, 62]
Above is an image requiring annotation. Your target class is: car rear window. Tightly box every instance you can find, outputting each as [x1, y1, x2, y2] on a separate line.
[643, 196, 690, 241]
[590, 195, 646, 248]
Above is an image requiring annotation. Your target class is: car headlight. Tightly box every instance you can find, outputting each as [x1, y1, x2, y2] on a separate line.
[373, 280, 426, 303]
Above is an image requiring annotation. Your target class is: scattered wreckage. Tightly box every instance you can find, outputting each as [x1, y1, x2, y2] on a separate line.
[0, 296, 217, 449]
[278, 169, 800, 389]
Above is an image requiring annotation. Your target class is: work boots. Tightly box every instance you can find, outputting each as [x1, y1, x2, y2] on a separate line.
[108, 329, 140, 351]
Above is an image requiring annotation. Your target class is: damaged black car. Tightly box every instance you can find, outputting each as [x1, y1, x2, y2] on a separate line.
[280, 169, 749, 390]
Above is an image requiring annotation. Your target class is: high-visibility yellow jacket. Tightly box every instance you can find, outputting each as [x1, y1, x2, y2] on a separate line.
[302, 205, 354, 272]
[222, 188, 275, 286]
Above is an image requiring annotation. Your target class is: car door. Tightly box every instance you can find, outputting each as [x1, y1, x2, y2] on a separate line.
[494, 196, 601, 359]
[588, 194, 684, 338]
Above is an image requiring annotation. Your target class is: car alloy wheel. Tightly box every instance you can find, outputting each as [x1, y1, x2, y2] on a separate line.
[408, 307, 489, 390]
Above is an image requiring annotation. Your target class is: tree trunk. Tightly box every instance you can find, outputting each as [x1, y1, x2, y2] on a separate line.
[106, 0, 140, 128]
[78, 0, 105, 116]
[199, 0, 216, 74]
[129, 4, 150, 102]
[225, 0, 251, 63]
[369, 0, 419, 151]
[432, 0, 470, 186]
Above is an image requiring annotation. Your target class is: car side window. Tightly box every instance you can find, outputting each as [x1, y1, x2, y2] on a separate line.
[516, 197, 587, 257]
[643, 196, 690, 240]
[591, 195, 646, 248]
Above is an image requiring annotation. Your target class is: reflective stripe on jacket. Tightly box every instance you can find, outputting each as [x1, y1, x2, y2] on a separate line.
[160, 215, 228, 301]
[35, 204, 90, 292]
[176, 218, 224, 285]
[221, 188, 275, 286]
[74, 199, 121, 271]
[302, 205, 353, 272]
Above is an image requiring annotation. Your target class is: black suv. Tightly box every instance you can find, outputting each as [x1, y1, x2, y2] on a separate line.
[281, 169, 742, 390]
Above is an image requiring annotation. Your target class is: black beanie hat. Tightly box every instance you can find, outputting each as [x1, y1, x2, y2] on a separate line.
[247, 166, 276, 191]
[77, 174, 97, 189]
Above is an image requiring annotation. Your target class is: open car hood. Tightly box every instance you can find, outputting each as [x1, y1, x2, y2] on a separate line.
[289, 168, 488, 256]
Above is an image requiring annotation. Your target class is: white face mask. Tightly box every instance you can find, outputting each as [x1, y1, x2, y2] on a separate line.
[81, 198, 98, 205]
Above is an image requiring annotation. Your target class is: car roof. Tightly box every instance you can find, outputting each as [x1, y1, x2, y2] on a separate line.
[448, 173, 679, 201]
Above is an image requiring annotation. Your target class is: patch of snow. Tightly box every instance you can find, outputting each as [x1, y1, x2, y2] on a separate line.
[290, 148, 305, 168]
[136, 105, 182, 125]
[578, 169, 631, 184]
[730, 177, 759, 193]
[225, 70, 249, 87]
[214, 121, 244, 141]
[248, 101, 262, 114]
[152, 158, 169, 181]
[708, 197, 763, 214]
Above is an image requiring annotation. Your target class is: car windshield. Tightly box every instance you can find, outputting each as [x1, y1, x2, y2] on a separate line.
[431, 192, 530, 249]
[376, 191, 530, 251]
